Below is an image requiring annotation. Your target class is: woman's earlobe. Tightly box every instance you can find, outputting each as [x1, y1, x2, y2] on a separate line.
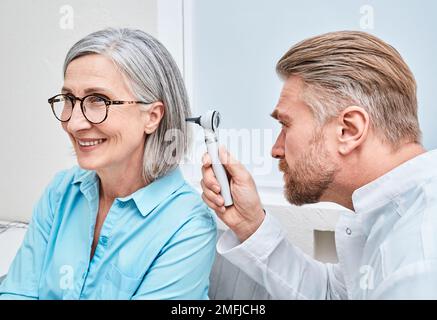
[144, 101, 165, 134]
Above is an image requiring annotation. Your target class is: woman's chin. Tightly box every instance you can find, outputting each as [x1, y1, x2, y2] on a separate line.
[76, 158, 103, 171]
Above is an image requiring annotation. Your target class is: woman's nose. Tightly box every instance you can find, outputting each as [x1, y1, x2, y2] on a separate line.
[271, 130, 285, 159]
[66, 102, 92, 132]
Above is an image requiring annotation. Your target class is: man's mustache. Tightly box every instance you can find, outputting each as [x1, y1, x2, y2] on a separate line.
[278, 159, 289, 173]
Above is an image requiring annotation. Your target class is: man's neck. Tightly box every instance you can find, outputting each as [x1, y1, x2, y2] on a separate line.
[328, 142, 426, 211]
[361, 142, 425, 187]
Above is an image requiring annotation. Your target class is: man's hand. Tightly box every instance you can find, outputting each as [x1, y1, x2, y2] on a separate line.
[201, 146, 265, 242]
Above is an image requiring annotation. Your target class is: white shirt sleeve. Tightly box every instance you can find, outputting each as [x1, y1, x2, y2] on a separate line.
[216, 212, 348, 299]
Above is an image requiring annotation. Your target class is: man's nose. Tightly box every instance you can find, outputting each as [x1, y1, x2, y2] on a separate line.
[67, 101, 92, 132]
[271, 131, 285, 159]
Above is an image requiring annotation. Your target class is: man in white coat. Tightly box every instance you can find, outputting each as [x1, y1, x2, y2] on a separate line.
[200, 31, 437, 299]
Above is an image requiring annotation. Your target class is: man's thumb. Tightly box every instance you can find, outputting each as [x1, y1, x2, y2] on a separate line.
[218, 145, 244, 177]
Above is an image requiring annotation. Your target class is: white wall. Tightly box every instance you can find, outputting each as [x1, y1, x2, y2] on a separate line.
[185, 0, 437, 190]
[0, 0, 157, 222]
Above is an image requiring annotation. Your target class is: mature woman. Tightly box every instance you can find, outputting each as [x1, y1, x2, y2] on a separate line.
[0, 28, 216, 299]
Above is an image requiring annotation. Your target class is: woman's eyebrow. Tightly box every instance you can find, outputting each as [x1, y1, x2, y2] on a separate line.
[60, 86, 113, 95]
[83, 87, 113, 95]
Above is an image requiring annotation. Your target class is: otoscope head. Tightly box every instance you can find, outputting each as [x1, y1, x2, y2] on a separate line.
[186, 110, 221, 132]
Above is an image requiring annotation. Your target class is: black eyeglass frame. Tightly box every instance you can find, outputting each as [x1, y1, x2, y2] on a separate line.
[48, 93, 153, 124]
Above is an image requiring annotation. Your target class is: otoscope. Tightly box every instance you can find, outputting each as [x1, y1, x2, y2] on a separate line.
[186, 110, 233, 206]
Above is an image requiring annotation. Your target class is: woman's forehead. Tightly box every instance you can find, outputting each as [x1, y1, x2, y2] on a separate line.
[64, 54, 130, 95]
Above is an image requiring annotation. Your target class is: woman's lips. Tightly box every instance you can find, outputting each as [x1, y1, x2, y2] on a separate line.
[76, 138, 107, 152]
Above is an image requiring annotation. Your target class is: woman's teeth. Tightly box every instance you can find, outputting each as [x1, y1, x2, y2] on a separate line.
[78, 139, 105, 147]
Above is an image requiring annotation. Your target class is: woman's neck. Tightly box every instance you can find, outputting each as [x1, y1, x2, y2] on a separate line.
[96, 158, 147, 203]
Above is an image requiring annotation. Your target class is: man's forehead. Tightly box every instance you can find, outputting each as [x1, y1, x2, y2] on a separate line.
[272, 93, 294, 119]
[281, 76, 303, 100]
[271, 77, 305, 119]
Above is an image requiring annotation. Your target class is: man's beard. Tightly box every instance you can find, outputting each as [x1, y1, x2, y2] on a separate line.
[279, 131, 339, 206]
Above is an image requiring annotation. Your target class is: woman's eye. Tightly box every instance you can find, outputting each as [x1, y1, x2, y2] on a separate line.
[87, 95, 108, 105]
[90, 96, 105, 102]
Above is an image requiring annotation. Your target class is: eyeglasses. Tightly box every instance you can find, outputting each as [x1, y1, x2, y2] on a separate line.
[47, 93, 153, 124]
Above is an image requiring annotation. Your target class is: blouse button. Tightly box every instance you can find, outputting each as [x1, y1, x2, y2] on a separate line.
[100, 236, 108, 246]
[346, 227, 352, 235]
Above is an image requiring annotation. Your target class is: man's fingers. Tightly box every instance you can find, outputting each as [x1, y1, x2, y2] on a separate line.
[201, 152, 212, 167]
[218, 145, 246, 177]
[200, 179, 224, 206]
[201, 153, 219, 191]
[201, 166, 221, 193]
[201, 193, 226, 214]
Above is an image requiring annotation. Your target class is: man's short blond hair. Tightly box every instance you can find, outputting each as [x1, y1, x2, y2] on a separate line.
[276, 31, 421, 147]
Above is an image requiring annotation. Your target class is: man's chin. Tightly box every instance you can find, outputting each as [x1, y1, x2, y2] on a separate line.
[283, 183, 325, 206]
[286, 197, 320, 207]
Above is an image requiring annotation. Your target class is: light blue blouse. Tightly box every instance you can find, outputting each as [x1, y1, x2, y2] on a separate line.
[0, 166, 217, 299]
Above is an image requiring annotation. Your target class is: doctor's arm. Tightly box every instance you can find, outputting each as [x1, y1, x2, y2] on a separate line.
[200, 147, 347, 299]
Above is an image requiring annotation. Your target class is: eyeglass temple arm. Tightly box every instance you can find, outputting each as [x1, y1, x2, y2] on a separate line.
[110, 101, 153, 105]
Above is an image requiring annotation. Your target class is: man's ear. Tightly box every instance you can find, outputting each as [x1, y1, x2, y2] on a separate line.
[144, 101, 165, 134]
[336, 106, 370, 155]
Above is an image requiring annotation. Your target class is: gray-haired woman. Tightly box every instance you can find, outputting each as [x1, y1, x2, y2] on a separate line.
[0, 28, 217, 300]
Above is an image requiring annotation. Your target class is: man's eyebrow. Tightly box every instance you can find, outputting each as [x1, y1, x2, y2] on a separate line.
[270, 109, 279, 120]
[270, 109, 290, 122]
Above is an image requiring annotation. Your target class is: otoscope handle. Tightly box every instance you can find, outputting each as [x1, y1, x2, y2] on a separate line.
[205, 139, 233, 207]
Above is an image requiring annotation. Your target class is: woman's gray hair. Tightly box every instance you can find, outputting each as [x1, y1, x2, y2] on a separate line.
[63, 28, 191, 182]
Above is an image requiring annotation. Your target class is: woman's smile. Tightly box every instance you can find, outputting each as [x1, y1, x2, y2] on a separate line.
[76, 137, 107, 152]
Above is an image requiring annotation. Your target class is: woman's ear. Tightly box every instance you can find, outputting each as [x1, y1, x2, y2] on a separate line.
[336, 106, 370, 155]
[144, 101, 165, 134]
